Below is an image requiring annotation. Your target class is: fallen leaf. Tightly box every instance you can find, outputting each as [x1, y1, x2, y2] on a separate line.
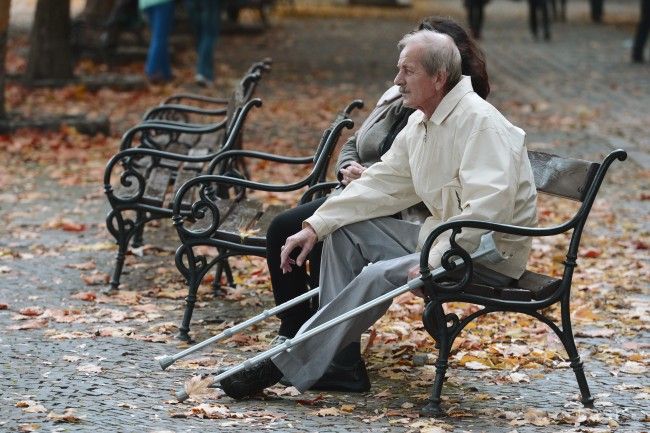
[71, 291, 97, 302]
[47, 408, 82, 423]
[63, 355, 82, 362]
[16, 400, 47, 413]
[66, 261, 96, 270]
[314, 407, 341, 416]
[465, 361, 490, 370]
[620, 361, 647, 374]
[81, 271, 110, 286]
[19, 307, 44, 317]
[77, 364, 102, 374]
[8, 318, 48, 330]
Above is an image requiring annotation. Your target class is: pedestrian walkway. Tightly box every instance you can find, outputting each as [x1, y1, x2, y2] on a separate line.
[1, 2, 648, 432]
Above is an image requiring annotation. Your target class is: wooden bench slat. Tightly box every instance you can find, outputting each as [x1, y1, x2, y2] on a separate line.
[253, 204, 291, 235]
[457, 270, 561, 302]
[528, 150, 599, 201]
[142, 167, 173, 207]
[190, 198, 237, 232]
[218, 199, 264, 238]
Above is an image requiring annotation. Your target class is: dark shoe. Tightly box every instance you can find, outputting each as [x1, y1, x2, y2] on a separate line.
[220, 359, 283, 400]
[309, 360, 371, 393]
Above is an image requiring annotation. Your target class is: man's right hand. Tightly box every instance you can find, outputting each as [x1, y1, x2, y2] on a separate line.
[279, 225, 318, 274]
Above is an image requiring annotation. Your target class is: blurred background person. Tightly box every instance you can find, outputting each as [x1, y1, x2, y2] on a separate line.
[185, 0, 221, 87]
[464, 0, 489, 39]
[632, 0, 649, 63]
[528, 0, 551, 41]
[140, 0, 175, 82]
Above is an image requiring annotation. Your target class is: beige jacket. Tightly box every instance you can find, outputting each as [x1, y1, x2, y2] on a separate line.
[305, 76, 538, 279]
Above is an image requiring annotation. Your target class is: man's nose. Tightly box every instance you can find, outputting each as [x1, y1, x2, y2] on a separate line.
[394, 71, 403, 86]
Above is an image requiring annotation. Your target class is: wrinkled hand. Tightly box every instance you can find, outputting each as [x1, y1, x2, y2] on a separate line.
[339, 161, 366, 185]
[408, 264, 426, 298]
[279, 225, 318, 274]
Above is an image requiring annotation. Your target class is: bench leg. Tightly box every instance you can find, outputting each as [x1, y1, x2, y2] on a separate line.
[106, 209, 140, 290]
[175, 245, 211, 342]
[559, 300, 594, 407]
[131, 211, 146, 248]
[420, 300, 451, 418]
[178, 280, 200, 342]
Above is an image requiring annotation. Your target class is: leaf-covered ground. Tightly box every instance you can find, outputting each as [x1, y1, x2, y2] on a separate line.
[1, 1, 648, 432]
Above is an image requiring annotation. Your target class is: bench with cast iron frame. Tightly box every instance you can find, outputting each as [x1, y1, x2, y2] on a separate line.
[103, 72, 266, 290]
[416, 148, 627, 416]
[169, 100, 364, 341]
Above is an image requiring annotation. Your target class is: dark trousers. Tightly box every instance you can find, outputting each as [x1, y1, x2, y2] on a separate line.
[590, 0, 604, 22]
[465, 0, 488, 39]
[633, 0, 650, 62]
[144, 1, 174, 81]
[528, 0, 551, 40]
[266, 197, 326, 338]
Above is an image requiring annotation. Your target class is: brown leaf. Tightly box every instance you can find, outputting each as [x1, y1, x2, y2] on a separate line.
[47, 408, 82, 423]
[314, 407, 341, 417]
[66, 261, 96, 270]
[8, 318, 49, 330]
[19, 307, 44, 317]
[0, 303, 8, 310]
[296, 394, 325, 406]
[71, 291, 97, 302]
[81, 271, 110, 286]
[16, 400, 47, 413]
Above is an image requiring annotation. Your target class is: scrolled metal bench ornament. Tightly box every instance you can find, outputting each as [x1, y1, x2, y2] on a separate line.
[173, 184, 223, 241]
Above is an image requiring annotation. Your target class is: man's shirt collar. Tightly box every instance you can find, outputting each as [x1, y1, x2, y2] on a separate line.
[423, 75, 474, 125]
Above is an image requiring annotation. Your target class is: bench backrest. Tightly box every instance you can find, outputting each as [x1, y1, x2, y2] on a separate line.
[528, 150, 600, 202]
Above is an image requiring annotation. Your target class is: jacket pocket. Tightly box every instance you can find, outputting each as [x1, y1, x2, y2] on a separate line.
[441, 177, 463, 220]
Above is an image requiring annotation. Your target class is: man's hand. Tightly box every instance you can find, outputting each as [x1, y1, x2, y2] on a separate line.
[339, 161, 366, 185]
[279, 225, 318, 274]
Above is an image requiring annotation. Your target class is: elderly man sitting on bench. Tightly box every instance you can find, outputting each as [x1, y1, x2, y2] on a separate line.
[220, 28, 538, 398]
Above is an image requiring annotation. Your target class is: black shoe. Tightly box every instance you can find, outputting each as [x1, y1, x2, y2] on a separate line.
[309, 360, 371, 393]
[220, 359, 283, 400]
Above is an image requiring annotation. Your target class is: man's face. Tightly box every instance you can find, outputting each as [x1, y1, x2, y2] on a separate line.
[393, 43, 444, 117]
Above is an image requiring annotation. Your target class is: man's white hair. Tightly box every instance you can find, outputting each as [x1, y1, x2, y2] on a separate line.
[398, 30, 462, 87]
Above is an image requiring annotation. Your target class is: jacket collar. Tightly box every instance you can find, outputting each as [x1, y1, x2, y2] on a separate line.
[424, 75, 474, 125]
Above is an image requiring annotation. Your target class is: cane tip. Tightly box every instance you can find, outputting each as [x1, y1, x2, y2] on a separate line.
[176, 389, 190, 402]
[158, 355, 174, 370]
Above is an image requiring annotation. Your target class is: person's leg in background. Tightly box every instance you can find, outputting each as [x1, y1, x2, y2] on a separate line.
[632, 0, 650, 63]
[528, 0, 539, 39]
[195, 0, 220, 84]
[144, 1, 174, 81]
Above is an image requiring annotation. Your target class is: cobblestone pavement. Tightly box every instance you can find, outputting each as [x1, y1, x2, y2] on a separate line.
[1, 1, 649, 432]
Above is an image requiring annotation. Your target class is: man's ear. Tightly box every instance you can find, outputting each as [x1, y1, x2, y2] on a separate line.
[434, 70, 448, 92]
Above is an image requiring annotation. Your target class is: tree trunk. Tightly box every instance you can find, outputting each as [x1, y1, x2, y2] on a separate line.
[25, 0, 73, 82]
[0, 0, 10, 119]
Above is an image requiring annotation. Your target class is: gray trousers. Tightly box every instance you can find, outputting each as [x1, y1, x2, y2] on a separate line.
[272, 217, 513, 391]
[272, 217, 420, 391]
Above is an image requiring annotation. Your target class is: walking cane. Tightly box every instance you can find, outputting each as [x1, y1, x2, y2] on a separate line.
[158, 287, 320, 370]
[171, 233, 501, 402]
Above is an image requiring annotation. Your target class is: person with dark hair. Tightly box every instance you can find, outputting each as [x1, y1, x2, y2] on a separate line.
[528, 0, 551, 41]
[632, 0, 649, 63]
[464, 0, 490, 39]
[220, 28, 537, 400]
[260, 17, 490, 394]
